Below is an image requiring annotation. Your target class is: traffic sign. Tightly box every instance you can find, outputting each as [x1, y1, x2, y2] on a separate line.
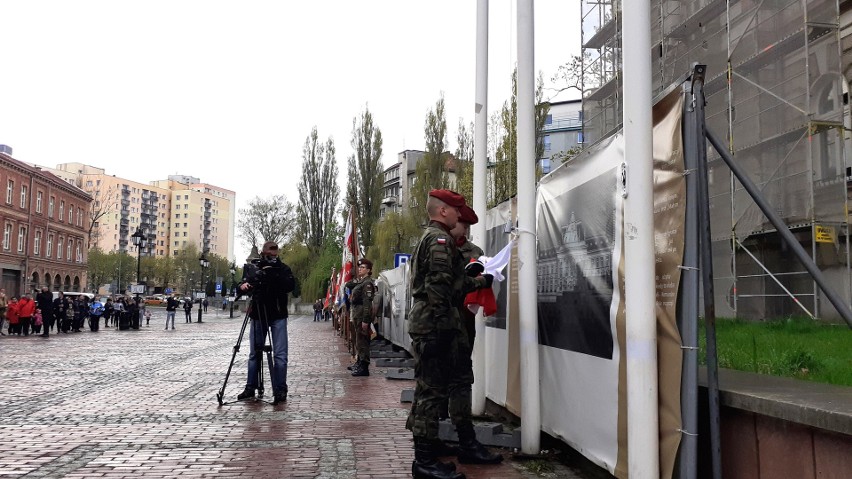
[165, 287, 173, 294]
[215, 283, 222, 293]
[394, 253, 411, 268]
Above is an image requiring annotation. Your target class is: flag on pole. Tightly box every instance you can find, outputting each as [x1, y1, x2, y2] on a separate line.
[337, 207, 359, 306]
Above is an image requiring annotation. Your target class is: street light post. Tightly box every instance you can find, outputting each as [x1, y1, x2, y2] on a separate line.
[229, 261, 236, 318]
[131, 228, 147, 298]
[197, 253, 209, 323]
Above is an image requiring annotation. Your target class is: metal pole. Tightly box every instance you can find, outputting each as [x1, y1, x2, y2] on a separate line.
[516, 0, 541, 455]
[706, 131, 852, 328]
[197, 265, 204, 323]
[623, 0, 660, 475]
[695, 72, 723, 479]
[471, 0, 489, 417]
[677, 73, 702, 479]
[230, 273, 235, 318]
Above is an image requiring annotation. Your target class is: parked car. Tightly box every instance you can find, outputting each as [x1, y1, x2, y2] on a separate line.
[144, 296, 165, 306]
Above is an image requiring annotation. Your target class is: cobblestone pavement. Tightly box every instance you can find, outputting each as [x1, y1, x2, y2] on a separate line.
[0, 309, 586, 478]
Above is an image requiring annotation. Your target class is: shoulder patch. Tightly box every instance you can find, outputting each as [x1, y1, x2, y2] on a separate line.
[437, 236, 447, 245]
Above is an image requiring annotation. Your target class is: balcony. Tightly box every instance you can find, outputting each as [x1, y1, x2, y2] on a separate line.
[121, 199, 130, 206]
[543, 116, 583, 133]
[381, 195, 398, 205]
[120, 218, 129, 225]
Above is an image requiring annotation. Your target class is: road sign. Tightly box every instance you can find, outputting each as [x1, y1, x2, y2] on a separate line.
[394, 253, 411, 268]
[130, 284, 145, 294]
[164, 287, 173, 294]
[215, 283, 222, 293]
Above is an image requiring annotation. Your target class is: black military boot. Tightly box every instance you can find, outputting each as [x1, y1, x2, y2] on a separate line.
[412, 439, 464, 479]
[351, 361, 370, 377]
[430, 438, 460, 457]
[456, 423, 503, 465]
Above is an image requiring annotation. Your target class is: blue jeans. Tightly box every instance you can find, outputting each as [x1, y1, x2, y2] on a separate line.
[245, 317, 289, 395]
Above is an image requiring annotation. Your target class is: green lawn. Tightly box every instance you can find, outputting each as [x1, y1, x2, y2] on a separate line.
[699, 317, 852, 387]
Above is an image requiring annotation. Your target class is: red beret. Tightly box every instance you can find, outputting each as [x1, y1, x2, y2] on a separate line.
[358, 258, 373, 269]
[429, 189, 466, 208]
[459, 205, 479, 225]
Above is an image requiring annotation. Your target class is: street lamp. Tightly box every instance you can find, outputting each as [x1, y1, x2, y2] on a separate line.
[131, 227, 146, 297]
[229, 261, 236, 318]
[197, 253, 209, 323]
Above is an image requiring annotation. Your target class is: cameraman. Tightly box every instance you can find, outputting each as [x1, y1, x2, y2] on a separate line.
[236, 241, 296, 404]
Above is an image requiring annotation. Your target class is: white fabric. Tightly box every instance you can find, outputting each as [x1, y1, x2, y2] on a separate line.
[478, 240, 514, 282]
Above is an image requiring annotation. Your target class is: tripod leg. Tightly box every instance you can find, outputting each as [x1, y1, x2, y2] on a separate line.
[217, 310, 252, 405]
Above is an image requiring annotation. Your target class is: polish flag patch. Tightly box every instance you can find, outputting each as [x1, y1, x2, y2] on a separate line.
[437, 237, 447, 245]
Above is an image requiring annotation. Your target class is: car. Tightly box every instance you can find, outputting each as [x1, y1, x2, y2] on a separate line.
[144, 296, 165, 306]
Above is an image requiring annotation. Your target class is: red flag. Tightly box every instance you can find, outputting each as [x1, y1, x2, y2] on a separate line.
[337, 207, 359, 304]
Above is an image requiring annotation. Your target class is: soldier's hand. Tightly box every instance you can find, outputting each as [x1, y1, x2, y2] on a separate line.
[464, 260, 485, 277]
[482, 274, 494, 288]
[361, 322, 370, 333]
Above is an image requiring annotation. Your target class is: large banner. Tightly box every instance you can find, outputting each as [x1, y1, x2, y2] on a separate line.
[536, 89, 685, 479]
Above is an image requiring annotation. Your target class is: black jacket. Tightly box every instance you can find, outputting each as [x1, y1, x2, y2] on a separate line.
[241, 258, 295, 321]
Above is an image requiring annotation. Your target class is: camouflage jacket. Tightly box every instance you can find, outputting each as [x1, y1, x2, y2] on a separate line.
[408, 221, 486, 335]
[349, 276, 375, 324]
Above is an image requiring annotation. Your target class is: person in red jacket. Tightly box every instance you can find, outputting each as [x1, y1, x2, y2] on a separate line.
[17, 294, 36, 337]
[6, 297, 20, 335]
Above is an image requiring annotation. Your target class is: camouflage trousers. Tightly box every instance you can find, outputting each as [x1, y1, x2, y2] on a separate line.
[406, 330, 473, 440]
[355, 322, 371, 362]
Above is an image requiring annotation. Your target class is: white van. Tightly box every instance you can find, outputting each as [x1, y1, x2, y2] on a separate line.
[51, 292, 95, 301]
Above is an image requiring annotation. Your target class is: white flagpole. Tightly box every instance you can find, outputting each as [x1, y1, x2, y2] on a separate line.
[471, 0, 489, 417]
[516, 0, 541, 455]
[622, 0, 660, 476]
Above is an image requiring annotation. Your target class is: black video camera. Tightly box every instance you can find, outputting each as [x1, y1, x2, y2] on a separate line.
[242, 257, 276, 288]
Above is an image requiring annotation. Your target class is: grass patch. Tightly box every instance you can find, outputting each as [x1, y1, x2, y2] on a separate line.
[699, 316, 852, 386]
[520, 459, 555, 475]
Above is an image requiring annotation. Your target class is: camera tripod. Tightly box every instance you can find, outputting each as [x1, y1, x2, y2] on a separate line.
[216, 303, 277, 405]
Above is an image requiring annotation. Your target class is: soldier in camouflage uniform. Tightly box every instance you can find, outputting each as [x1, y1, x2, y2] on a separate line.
[350, 258, 375, 377]
[406, 190, 495, 479]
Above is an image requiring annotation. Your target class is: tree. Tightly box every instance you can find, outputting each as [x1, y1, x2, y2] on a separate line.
[368, 210, 421, 271]
[490, 69, 551, 206]
[345, 106, 384, 249]
[83, 185, 117, 248]
[237, 195, 296, 252]
[297, 127, 339, 253]
[410, 95, 451, 220]
[454, 119, 475, 201]
[87, 247, 113, 293]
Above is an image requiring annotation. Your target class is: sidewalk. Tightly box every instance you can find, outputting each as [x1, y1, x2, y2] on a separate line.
[0, 311, 581, 478]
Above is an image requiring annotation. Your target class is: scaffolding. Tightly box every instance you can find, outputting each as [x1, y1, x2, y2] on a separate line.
[582, 0, 851, 320]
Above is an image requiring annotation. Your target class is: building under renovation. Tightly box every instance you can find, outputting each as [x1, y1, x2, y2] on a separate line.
[582, 0, 852, 320]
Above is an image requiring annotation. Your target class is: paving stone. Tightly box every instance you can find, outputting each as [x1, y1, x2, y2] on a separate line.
[373, 357, 415, 368]
[371, 350, 409, 359]
[0, 309, 577, 478]
[387, 368, 415, 380]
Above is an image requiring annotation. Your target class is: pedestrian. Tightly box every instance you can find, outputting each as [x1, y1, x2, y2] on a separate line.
[17, 294, 36, 337]
[53, 292, 69, 333]
[128, 297, 140, 329]
[33, 309, 43, 334]
[6, 297, 19, 335]
[71, 297, 85, 332]
[313, 298, 322, 322]
[165, 295, 178, 330]
[183, 298, 193, 323]
[0, 288, 7, 335]
[236, 241, 296, 405]
[103, 298, 114, 327]
[405, 189, 496, 478]
[349, 259, 376, 377]
[89, 298, 104, 332]
[114, 298, 126, 329]
[202, 298, 208, 313]
[36, 288, 54, 337]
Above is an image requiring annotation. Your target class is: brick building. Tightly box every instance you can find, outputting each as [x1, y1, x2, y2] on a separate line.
[0, 150, 91, 296]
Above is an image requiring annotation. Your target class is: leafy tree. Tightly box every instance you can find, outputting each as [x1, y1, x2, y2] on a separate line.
[454, 119, 475, 201]
[83, 184, 117, 248]
[368, 210, 421, 271]
[345, 106, 384, 250]
[87, 247, 113, 293]
[489, 69, 550, 207]
[411, 94, 451, 220]
[236, 195, 296, 252]
[297, 127, 339, 253]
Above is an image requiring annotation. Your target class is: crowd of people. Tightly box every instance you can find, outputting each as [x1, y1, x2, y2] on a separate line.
[0, 287, 152, 337]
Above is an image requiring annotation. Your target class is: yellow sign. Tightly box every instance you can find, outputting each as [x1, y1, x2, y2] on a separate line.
[815, 225, 835, 243]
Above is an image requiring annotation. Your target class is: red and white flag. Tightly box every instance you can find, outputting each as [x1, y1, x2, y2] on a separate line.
[337, 207, 359, 305]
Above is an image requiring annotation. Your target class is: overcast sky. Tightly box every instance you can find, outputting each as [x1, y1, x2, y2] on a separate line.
[0, 1, 581, 262]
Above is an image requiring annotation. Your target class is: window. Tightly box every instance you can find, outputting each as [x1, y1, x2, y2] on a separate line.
[57, 237, 63, 259]
[47, 234, 53, 257]
[3, 223, 11, 250]
[77, 208, 82, 226]
[17, 226, 26, 252]
[86, 180, 93, 187]
[59, 200, 65, 221]
[183, 232, 187, 237]
[174, 241, 179, 246]
[544, 135, 551, 152]
[74, 242, 80, 262]
[20, 185, 28, 208]
[34, 231, 41, 255]
[545, 114, 553, 125]
[183, 222, 187, 228]
[68, 204, 73, 223]
[6, 180, 13, 203]
[49, 197, 55, 217]
[577, 132, 585, 144]
[183, 213, 188, 218]
[36, 191, 43, 213]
